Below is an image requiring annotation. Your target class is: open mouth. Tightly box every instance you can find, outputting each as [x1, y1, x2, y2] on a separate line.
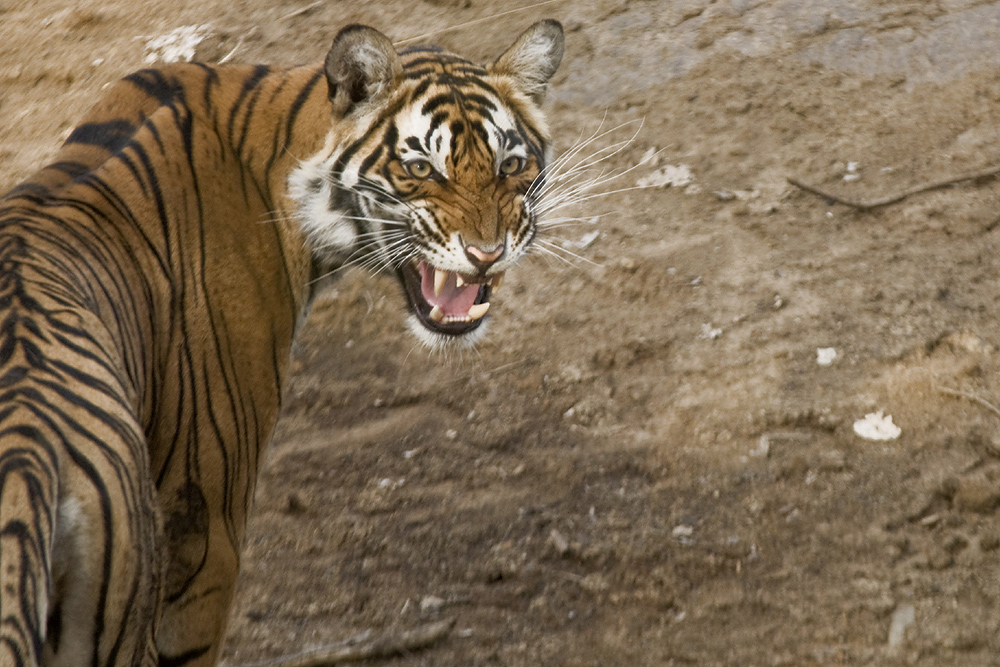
[398, 261, 503, 336]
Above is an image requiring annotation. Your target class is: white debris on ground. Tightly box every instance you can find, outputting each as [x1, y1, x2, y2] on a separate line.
[853, 411, 901, 441]
[748, 436, 770, 458]
[637, 146, 660, 167]
[699, 323, 722, 340]
[143, 25, 212, 64]
[671, 524, 694, 538]
[887, 604, 915, 651]
[419, 595, 445, 615]
[816, 347, 837, 365]
[843, 161, 861, 182]
[561, 230, 600, 250]
[636, 163, 694, 189]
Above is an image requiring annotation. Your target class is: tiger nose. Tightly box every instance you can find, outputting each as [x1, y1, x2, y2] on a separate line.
[465, 244, 505, 269]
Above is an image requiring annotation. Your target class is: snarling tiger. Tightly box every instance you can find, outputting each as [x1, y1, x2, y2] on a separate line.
[0, 20, 563, 667]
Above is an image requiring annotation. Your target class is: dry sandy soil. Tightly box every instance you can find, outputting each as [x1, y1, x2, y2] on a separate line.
[4, 0, 1000, 665]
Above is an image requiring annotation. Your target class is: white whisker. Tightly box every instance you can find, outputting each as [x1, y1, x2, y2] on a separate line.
[534, 239, 603, 267]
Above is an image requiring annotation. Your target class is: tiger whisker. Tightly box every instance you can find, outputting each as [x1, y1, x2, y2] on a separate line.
[528, 241, 595, 268]
[527, 111, 622, 190]
[528, 117, 646, 198]
[536, 133, 644, 196]
[533, 128, 652, 206]
[539, 183, 659, 216]
[536, 159, 659, 215]
[307, 239, 417, 285]
[533, 239, 603, 267]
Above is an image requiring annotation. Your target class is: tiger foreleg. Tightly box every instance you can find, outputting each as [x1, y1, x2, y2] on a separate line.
[155, 522, 242, 667]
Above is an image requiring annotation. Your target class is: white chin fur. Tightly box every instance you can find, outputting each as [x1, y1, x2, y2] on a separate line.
[406, 314, 489, 351]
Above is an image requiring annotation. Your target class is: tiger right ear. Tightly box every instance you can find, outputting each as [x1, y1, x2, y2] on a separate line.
[325, 25, 402, 117]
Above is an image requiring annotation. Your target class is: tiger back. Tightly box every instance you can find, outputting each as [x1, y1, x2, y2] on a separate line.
[0, 20, 563, 667]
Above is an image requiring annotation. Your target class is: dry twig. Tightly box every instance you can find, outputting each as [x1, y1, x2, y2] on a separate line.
[935, 384, 1000, 421]
[226, 618, 456, 667]
[280, 1, 322, 21]
[788, 162, 1000, 211]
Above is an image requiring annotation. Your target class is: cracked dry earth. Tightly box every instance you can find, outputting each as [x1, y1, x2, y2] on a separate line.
[5, 0, 1000, 665]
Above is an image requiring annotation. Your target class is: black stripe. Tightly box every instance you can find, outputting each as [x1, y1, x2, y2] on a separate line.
[64, 121, 136, 153]
[123, 68, 182, 106]
[159, 643, 211, 667]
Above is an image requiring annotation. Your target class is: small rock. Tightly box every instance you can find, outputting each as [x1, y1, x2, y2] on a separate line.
[285, 492, 309, 515]
[672, 524, 694, 538]
[953, 475, 1000, 513]
[777, 455, 809, 481]
[817, 450, 846, 472]
[748, 436, 770, 458]
[928, 547, 953, 570]
[937, 476, 959, 501]
[978, 531, 1000, 551]
[942, 533, 969, 554]
[699, 323, 723, 340]
[549, 529, 570, 556]
[580, 573, 609, 594]
[887, 604, 915, 650]
[419, 595, 446, 615]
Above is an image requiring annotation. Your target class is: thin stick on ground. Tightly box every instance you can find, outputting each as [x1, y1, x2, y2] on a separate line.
[787, 162, 1000, 211]
[280, 1, 322, 21]
[227, 618, 457, 667]
[935, 384, 1000, 421]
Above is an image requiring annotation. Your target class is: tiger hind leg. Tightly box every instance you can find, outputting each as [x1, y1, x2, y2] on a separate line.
[0, 411, 163, 667]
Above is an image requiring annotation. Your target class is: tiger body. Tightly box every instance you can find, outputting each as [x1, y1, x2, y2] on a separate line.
[0, 22, 563, 667]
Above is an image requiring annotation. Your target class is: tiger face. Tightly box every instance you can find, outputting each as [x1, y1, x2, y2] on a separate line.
[289, 21, 564, 348]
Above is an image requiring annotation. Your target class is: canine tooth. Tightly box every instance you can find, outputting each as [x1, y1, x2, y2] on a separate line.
[456, 274, 467, 288]
[468, 302, 490, 320]
[434, 269, 447, 296]
[491, 272, 505, 290]
[429, 305, 445, 322]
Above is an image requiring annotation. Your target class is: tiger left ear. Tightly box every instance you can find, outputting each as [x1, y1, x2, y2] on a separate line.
[325, 25, 402, 117]
[490, 19, 564, 104]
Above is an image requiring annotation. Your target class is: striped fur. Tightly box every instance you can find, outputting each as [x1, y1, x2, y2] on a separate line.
[0, 21, 562, 667]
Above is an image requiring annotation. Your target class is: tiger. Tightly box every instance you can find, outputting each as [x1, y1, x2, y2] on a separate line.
[0, 19, 563, 667]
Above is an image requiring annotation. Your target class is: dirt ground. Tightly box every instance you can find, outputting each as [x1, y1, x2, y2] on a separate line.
[5, 0, 1000, 665]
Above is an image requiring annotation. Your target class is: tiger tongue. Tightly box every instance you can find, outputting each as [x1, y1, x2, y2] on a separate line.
[419, 263, 481, 317]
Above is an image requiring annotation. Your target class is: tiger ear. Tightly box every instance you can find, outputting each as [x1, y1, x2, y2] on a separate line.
[325, 25, 402, 117]
[490, 19, 564, 104]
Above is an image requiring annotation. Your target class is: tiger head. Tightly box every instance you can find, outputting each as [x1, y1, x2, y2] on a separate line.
[289, 20, 564, 349]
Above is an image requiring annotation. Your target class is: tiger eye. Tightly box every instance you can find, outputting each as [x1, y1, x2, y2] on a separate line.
[499, 156, 523, 176]
[406, 159, 433, 179]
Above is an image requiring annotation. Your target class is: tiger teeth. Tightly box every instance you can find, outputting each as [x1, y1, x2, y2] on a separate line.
[468, 302, 490, 320]
[491, 272, 504, 290]
[455, 274, 467, 288]
[429, 305, 445, 322]
[434, 269, 448, 296]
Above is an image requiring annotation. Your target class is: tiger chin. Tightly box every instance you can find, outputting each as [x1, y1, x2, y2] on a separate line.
[291, 21, 564, 350]
[0, 18, 563, 667]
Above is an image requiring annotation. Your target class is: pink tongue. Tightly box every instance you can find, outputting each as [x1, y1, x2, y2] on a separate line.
[419, 263, 480, 317]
